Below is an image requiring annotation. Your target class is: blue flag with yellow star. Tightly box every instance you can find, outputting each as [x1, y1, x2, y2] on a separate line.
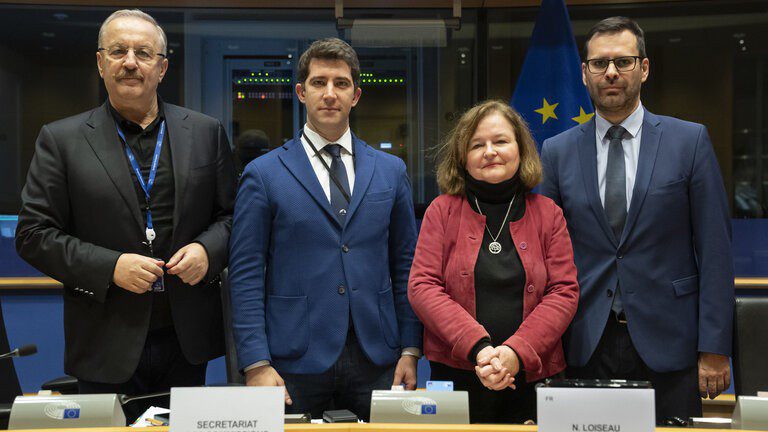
[511, 0, 593, 151]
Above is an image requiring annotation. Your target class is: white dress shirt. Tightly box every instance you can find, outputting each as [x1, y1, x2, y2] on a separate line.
[595, 103, 644, 210]
[300, 125, 355, 201]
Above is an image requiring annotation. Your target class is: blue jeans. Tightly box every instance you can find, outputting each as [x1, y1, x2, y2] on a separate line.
[280, 329, 395, 421]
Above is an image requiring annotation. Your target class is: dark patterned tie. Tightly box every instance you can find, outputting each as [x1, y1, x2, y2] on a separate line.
[323, 144, 351, 223]
[605, 125, 627, 239]
[605, 125, 627, 316]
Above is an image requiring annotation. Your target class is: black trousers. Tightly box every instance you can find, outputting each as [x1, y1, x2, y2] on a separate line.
[567, 312, 702, 423]
[429, 361, 536, 424]
[281, 329, 395, 422]
[78, 327, 207, 424]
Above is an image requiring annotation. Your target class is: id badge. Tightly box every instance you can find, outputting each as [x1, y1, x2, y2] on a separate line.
[151, 259, 165, 292]
[152, 275, 165, 292]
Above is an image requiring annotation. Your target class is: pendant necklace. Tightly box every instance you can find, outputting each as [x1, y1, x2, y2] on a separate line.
[475, 194, 515, 254]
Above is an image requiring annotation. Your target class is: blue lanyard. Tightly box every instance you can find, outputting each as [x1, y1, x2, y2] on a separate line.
[115, 120, 166, 240]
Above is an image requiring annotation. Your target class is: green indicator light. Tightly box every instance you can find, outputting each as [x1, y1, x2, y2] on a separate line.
[251, 72, 255, 76]
[266, 72, 269, 76]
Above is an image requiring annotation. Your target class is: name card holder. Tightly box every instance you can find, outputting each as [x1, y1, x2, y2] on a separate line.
[170, 386, 284, 432]
[733, 396, 768, 430]
[537, 386, 654, 432]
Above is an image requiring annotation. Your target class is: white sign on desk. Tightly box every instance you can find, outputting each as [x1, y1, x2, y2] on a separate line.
[537, 387, 654, 432]
[170, 387, 283, 432]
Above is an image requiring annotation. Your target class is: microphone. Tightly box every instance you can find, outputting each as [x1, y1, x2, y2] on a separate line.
[119, 391, 170, 406]
[0, 344, 37, 360]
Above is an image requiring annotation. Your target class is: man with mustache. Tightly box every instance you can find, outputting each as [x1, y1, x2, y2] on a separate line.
[229, 38, 422, 421]
[540, 17, 733, 421]
[16, 9, 235, 419]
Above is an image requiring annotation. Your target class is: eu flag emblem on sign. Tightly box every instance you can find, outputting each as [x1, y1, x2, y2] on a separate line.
[511, 0, 594, 151]
[63, 408, 80, 419]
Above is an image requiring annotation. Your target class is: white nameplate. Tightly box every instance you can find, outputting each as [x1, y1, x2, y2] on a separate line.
[170, 387, 284, 432]
[537, 387, 654, 432]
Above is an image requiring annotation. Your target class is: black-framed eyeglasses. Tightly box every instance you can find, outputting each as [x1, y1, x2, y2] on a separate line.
[585, 56, 644, 74]
[98, 46, 166, 63]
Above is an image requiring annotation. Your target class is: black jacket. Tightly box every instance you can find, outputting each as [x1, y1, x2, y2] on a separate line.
[15, 101, 236, 383]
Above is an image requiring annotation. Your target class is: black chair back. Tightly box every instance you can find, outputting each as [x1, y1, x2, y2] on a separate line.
[733, 296, 768, 396]
[219, 269, 245, 384]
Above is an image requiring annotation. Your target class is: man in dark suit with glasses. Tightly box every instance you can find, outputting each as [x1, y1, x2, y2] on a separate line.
[16, 9, 235, 419]
[541, 16, 733, 421]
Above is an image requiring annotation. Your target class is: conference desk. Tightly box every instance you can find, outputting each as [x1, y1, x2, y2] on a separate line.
[6, 426, 764, 432]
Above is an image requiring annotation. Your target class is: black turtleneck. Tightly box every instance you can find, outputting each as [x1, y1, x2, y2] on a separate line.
[464, 173, 526, 364]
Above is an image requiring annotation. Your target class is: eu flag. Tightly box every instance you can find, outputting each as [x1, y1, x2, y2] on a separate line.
[511, 0, 594, 151]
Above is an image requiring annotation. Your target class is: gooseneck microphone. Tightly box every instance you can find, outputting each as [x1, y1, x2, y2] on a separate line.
[118, 391, 170, 406]
[0, 344, 38, 360]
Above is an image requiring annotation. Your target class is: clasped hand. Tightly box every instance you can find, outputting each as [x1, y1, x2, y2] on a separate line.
[113, 243, 209, 293]
[475, 345, 519, 391]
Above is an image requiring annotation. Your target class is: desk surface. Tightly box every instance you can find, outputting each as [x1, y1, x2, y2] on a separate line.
[7, 425, 761, 432]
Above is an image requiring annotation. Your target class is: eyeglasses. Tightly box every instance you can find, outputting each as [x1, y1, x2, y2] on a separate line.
[98, 46, 166, 63]
[585, 56, 643, 74]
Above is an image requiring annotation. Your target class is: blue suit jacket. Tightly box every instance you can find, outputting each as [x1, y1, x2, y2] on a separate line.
[540, 110, 734, 372]
[229, 131, 422, 374]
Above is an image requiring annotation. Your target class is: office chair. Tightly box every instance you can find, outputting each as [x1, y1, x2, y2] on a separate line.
[733, 296, 768, 396]
[219, 269, 245, 385]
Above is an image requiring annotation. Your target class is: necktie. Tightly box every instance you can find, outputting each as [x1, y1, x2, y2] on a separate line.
[605, 125, 627, 316]
[323, 144, 351, 223]
[605, 125, 627, 239]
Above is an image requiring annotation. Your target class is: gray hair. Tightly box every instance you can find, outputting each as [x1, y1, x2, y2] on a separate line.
[98, 9, 167, 55]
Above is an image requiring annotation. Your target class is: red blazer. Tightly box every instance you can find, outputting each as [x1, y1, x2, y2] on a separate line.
[408, 193, 579, 381]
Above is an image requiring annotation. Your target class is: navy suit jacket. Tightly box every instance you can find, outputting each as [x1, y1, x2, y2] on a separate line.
[229, 131, 422, 374]
[540, 110, 734, 372]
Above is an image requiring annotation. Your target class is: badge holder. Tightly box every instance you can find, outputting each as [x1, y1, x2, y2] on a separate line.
[145, 227, 164, 293]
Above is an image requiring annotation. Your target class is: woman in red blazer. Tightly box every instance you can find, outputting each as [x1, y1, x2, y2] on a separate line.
[408, 100, 579, 423]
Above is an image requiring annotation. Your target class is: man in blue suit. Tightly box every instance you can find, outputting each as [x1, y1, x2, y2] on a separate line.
[540, 17, 733, 421]
[228, 38, 422, 421]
